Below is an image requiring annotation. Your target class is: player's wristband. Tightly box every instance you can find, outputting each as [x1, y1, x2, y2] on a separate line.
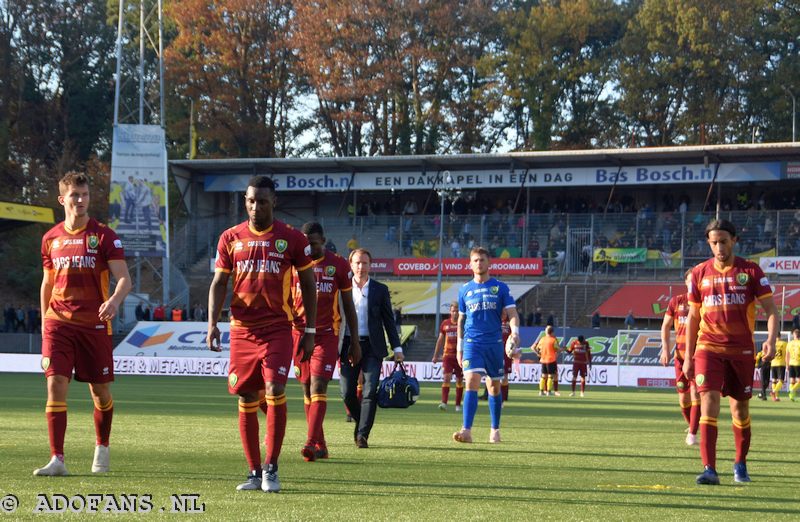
[304, 327, 317, 334]
[511, 326, 520, 335]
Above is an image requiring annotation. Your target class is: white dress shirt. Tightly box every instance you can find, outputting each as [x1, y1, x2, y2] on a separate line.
[351, 278, 403, 354]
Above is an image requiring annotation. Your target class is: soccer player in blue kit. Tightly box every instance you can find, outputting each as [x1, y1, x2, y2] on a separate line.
[453, 247, 520, 444]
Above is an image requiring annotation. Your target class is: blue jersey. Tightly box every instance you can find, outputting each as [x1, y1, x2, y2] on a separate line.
[458, 278, 515, 345]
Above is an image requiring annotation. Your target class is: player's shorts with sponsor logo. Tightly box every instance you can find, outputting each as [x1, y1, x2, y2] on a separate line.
[462, 341, 504, 379]
[572, 363, 588, 378]
[770, 365, 787, 380]
[228, 325, 293, 394]
[291, 329, 339, 383]
[790, 365, 800, 379]
[673, 356, 694, 393]
[41, 319, 113, 383]
[694, 349, 754, 401]
[441, 353, 463, 378]
[541, 361, 557, 374]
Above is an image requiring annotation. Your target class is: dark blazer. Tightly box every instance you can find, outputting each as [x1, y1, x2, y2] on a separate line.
[344, 278, 402, 358]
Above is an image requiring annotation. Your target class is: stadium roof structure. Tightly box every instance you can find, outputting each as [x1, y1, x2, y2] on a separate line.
[171, 142, 800, 177]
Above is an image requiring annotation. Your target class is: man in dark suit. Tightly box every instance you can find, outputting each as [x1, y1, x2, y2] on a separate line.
[340, 248, 403, 449]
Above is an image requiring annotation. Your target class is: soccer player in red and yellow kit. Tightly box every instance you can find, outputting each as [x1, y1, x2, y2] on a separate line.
[567, 335, 592, 397]
[533, 326, 560, 396]
[684, 219, 778, 485]
[659, 270, 700, 445]
[432, 302, 463, 411]
[207, 176, 317, 493]
[34, 171, 132, 477]
[291, 222, 361, 461]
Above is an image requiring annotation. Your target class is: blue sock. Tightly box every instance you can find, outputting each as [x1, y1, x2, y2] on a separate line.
[462, 390, 478, 429]
[488, 392, 502, 429]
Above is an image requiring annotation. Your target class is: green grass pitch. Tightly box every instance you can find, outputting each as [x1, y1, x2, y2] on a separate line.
[1, 373, 798, 520]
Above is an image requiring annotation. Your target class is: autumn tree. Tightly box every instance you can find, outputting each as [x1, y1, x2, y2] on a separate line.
[165, 0, 305, 158]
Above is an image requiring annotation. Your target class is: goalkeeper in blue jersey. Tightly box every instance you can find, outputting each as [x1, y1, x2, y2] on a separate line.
[453, 246, 520, 444]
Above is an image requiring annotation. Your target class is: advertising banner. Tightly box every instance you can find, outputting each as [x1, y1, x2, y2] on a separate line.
[0, 353, 674, 386]
[387, 282, 537, 315]
[759, 257, 800, 275]
[392, 257, 543, 276]
[593, 248, 646, 264]
[109, 124, 168, 256]
[204, 162, 782, 192]
[598, 283, 800, 320]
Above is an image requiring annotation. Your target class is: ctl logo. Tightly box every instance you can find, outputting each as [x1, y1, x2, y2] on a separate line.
[127, 325, 173, 347]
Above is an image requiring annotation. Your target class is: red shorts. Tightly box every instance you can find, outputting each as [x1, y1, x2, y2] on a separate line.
[41, 319, 114, 383]
[291, 329, 339, 383]
[228, 325, 293, 394]
[694, 350, 755, 401]
[572, 364, 588, 378]
[674, 357, 693, 393]
[442, 353, 463, 379]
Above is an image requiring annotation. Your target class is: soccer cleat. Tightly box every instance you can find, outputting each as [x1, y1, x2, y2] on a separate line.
[733, 462, 751, 483]
[455, 405, 461, 412]
[538, 391, 544, 397]
[33, 455, 68, 476]
[789, 392, 796, 402]
[262, 468, 281, 493]
[580, 392, 585, 398]
[696, 465, 720, 485]
[569, 392, 575, 397]
[452, 428, 473, 443]
[685, 433, 697, 446]
[489, 429, 501, 444]
[438, 402, 447, 411]
[92, 445, 110, 473]
[301, 443, 316, 462]
[236, 471, 262, 491]
[314, 443, 329, 460]
[554, 391, 561, 397]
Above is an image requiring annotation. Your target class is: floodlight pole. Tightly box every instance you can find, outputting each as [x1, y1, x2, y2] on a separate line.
[434, 171, 453, 336]
[783, 86, 796, 143]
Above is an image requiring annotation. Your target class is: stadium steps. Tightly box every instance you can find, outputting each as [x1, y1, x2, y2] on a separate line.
[529, 281, 621, 328]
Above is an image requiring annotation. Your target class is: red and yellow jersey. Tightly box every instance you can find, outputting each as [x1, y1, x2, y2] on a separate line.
[666, 293, 690, 360]
[292, 250, 352, 334]
[215, 220, 312, 330]
[568, 340, 591, 365]
[440, 318, 458, 356]
[688, 256, 772, 359]
[537, 335, 558, 364]
[41, 218, 125, 333]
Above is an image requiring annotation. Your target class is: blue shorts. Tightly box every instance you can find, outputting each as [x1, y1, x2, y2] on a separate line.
[462, 342, 504, 380]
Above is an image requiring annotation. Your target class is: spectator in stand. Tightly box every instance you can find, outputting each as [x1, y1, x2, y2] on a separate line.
[546, 311, 555, 327]
[450, 237, 461, 258]
[153, 303, 165, 321]
[4, 303, 14, 332]
[624, 310, 636, 330]
[346, 235, 359, 254]
[143, 305, 151, 321]
[793, 311, 800, 331]
[533, 307, 542, 327]
[16, 305, 25, 332]
[591, 311, 601, 329]
[193, 303, 205, 322]
[325, 238, 337, 254]
[525, 310, 534, 327]
[171, 307, 183, 322]
[135, 302, 144, 322]
[27, 304, 41, 333]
